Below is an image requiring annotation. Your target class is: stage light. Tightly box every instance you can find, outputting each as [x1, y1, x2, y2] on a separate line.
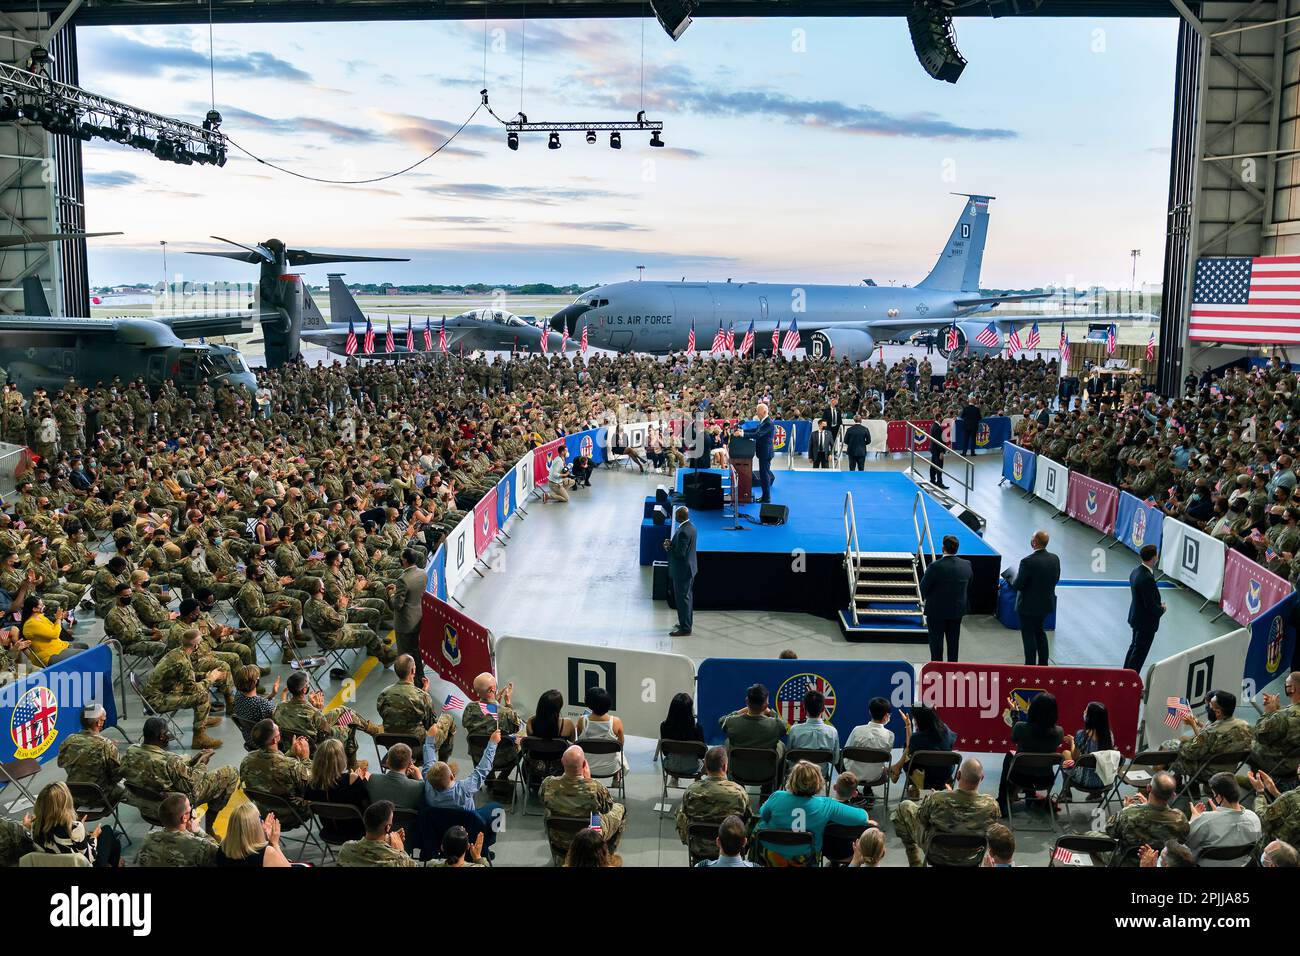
[585, 129, 597, 145]
[0, 96, 16, 122]
[907, 0, 967, 84]
[650, 131, 664, 147]
[203, 109, 223, 131]
[153, 138, 174, 161]
[609, 131, 621, 149]
[548, 131, 561, 150]
[650, 0, 697, 40]
[214, 147, 227, 168]
[506, 130, 518, 150]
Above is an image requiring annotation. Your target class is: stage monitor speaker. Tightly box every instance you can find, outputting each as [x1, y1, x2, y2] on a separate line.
[683, 470, 724, 510]
[656, 486, 670, 507]
[957, 508, 983, 535]
[760, 503, 789, 525]
[652, 561, 669, 600]
[652, 505, 667, 526]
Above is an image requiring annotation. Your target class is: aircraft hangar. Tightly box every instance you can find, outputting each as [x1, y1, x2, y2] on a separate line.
[0, 0, 1296, 394]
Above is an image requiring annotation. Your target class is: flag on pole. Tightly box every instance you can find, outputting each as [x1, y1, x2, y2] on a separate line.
[438, 316, 448, 353]
[1007, 327, 1023, 353]
[405, 317, 414, 352]
[560, 324, 569, 354]
[1146, 330, 1156, 360]
[344, 319, 358, 356]
[423, 317, 433, 351]
[772, 320, 782, 355]
[711, 321, 726, 354]
[580, 323, 589, 356]
[539, 326, 549, 355]
[1025, 321, 1041, 349]
[945, 322, 959, 352]
[781, 317, 801, 351]
[1106, 323, 1117, 355]
[686, 318, 696, 355]
[739, 319, 755, 357]
[725, 321, 735, 354]
[1164, 696, 1192, 730]
[1059, 325, 1070, 365]
[363, 317, 375, 355]
[974, 322, 1000, 348]
[384, 318, 394, 353]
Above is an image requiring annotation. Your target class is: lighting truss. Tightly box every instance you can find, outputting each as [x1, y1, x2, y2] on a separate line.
[503, 117, 665, 136]
[0, 59, 228, 165]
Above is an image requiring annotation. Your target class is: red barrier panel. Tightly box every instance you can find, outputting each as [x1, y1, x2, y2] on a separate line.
[421, 593, 494, 699]
[473, 485, 498, 558]
[918, 662, 1143, 757]
[1221, 549, 1292, 626]
[1065, 472, 1119, 534]
[887, 419, 933, 453]
[532, 438, 565, 487]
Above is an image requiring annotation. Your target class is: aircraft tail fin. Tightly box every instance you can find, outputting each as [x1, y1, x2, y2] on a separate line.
[22, 276, 50, 316]
[917, 194, 993, 292]
[301, 283, 327, 330]
[327, 274, 365, 327]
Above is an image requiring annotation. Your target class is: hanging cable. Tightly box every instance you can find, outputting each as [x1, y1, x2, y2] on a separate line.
[223, 102, 482, 184]
[207, 0, 216, 111]
[519, 4, 526, 115]
[640, 4, 645, 112]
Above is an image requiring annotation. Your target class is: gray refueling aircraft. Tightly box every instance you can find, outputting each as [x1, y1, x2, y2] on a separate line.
[549, 195, 1152, 360]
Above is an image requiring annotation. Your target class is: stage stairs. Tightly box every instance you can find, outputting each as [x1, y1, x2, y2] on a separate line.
[837, 490, 934, 643]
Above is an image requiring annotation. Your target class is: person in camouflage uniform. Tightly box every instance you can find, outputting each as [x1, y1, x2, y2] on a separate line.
[540, 745, 626, 863]
[337, 800, 416, 867]
[56, 702, 124, 807]
[375, 654, 455, 762]
[129, 569, 175, 631]
[193, 588, 254, 666]
[463, 671, 522, 777]
[25, 537, 82, 613]
[322, 549, 387, 628]
[892, 757, 1001, 867]
[91, 556, 131, 618]
[675, 747, 751, 861]
[1106, 771, 1190, 865]
[235, 567, 296, 662]
[1163, 689, 1255, 792]
[135, 792, 220, 866]
[0, 815, 35, 866]
[53, 522, 96, 588]
[122, 717, 238, 835]
[165, 599, 242, 688]
[303, 576, 396, 666]
[240, 718, 314, 816]
[1250, 673, 1300, 779]
[103, 582, 167, 661]
[1248, 764, 1300, 850]
[141, 630, 225, 750]
[272, 671, 380, 765]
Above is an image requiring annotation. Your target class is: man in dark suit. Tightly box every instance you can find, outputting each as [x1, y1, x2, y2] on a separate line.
[664, 506, 698, 637]
[1125, 543, 1166, 673]
[843, 421, 869, 471]
[821, 398, 844, 459]
[752, 403, 775, 503]
[959, 398, 982, 457]
[928, 418, 947, 487]
[1007, 530, 1061, 666]
[809, 420, 831, 469]
[919, 534, 973, 662]
[391, 548, 427, 684]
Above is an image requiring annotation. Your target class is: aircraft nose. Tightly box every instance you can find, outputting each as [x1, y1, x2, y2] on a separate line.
[550, 303, 591, 336]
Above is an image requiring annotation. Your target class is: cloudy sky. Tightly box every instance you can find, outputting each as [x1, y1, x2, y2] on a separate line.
[76, 15, 1177, 289]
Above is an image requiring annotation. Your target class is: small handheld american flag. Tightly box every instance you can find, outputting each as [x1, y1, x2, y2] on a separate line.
[344, 319, 358, 356]
[1052, 846, 1078, 865]
[334, 709, 355, 728]
[443, 693, 465, 712]
[1164, 696, 1192, 730]
[479, 701, 499, 721]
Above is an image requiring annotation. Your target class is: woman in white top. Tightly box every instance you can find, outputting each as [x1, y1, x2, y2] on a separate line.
[575, 687, 629, 781]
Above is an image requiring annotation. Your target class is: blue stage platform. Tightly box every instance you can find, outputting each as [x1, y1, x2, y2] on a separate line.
[663, 469, 1002, 618]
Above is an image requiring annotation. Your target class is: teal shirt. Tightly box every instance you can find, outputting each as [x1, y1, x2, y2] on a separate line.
[756, 792, 869, 856]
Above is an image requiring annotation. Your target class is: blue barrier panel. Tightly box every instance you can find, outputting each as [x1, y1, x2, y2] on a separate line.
[0, 644, 117, 764]
[426, 544, 447, 600]
[954, 415, 1012, 453]
[1114, 492, 1165, 556]
[1245, 591, 1298, 693]
[1001, 442, 1036, 491]
[496, 468, 517, 527]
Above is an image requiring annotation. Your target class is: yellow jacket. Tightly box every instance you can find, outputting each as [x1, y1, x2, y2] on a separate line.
[22, 612, 67, 663]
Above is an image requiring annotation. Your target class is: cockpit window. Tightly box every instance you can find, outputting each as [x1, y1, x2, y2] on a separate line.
[178, 354, 199, 382]
[598, 299, 608, 307]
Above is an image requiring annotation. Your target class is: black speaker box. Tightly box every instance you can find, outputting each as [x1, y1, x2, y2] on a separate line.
[759, 503, 789, 525]
[683, 470, 724, 510]
[652, 561, 669, 600]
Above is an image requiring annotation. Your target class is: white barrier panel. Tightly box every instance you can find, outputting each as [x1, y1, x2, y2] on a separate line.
[1033, 455, 1069, 511]
[607, 420, 651, 461]
[1159, 517, 1226, 602]
[1139, 627, 1251, 751]
[863, 420, 890, 453]
[444, 512, 476, 593]
[495, 635, 697, 740]
[515, 450, 535, 501]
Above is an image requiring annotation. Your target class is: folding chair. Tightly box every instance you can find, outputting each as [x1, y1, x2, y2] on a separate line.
[727, 747, 782, 795]
[924, 832, 988, 867]
[234, 605, 285, 670]
[822, 822, 870, 867]
[1048, 833, 1116, 867]
[66, 781, 132, 849]
[841, 747, 893, 816]
[307, 800, 367, 865]
[686, 821, 722, 866]
[574, 737, 627, 802]
[1057, 753, 1123, 831]
[517, 737, 570, 816]
[232, 714, 259, 752]
[1110, 749, 1175, 810]
[1003, 752, 1063, 833]
[467, 733, 517, 811]
[374, 732, 424, 768]
[1173, 748, 1252, 805]
[0, 758, 41, 816]
[784, 748, 835, 793]
[124, 671, 186, 747]
[1195, 842, 1255, 867]
[658, 739, 707, 802]
[245, 788, 327, 861]
[123, 781, 165, 830]
[752, 828, 818, 867]
[901, 750, 961, 796]
[18, 851, 90, 868]
[544, 814, 598, 866]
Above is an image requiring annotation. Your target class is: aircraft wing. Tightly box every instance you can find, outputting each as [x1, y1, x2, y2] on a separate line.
[155, 311, 257, 338]
[951, 292, 1052, 308]
[0, 316, 126, 332]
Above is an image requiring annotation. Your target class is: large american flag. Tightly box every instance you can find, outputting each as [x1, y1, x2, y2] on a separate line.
[1059, 326, 1070, 365]
[946, 323, 959, 352]
[776, 674, 835, 727]
[725, 321, 735, 354]
[580, 323, 589, 356]
[363, 317, 375, 355]
[739, 319, 755, 357]
[423, 317, 433, 351]
[1025, 321, 1041, 349]
[710, 321, 726, 354]
[344, 319, 358, 356]
[384, 318, 395, 353]
[13, 685, 57, 750]
[771, 320, 782, 355]
[974, 322, 999, 348]
[405, 317, 414, 352]
[1146, 330, 1156, 360]
[438, 317, 448, 353]
[1007, 327, 1022, 353]
[560, 325, 570, 353]
[1105, 323, 1116, 355]
[1191, 255, 1300, 343]
[686, 319, 696, 355]
[781, 317, 801, 351]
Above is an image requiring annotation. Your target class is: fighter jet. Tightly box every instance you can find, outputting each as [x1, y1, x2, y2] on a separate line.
[295, 274, 570, 356]
[549, 194, 1153, 360]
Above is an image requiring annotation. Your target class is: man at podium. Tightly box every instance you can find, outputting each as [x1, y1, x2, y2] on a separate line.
[751, 403, 776, 504]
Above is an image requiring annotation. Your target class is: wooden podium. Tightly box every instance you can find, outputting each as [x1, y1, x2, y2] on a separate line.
[728, 435, 756, 504]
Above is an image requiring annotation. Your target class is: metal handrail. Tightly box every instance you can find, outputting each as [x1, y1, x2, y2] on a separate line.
[843, 492, 861, 625]
[912, 490, 937, 576]
[905, 422, 974, 505]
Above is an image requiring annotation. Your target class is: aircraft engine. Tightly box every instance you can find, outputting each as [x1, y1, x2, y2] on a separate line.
[807, 328, 875, 363]
[936, 320, 1007, 358]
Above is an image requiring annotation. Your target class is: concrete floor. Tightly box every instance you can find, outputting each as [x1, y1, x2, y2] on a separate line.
[12, 451, 1244, 868]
